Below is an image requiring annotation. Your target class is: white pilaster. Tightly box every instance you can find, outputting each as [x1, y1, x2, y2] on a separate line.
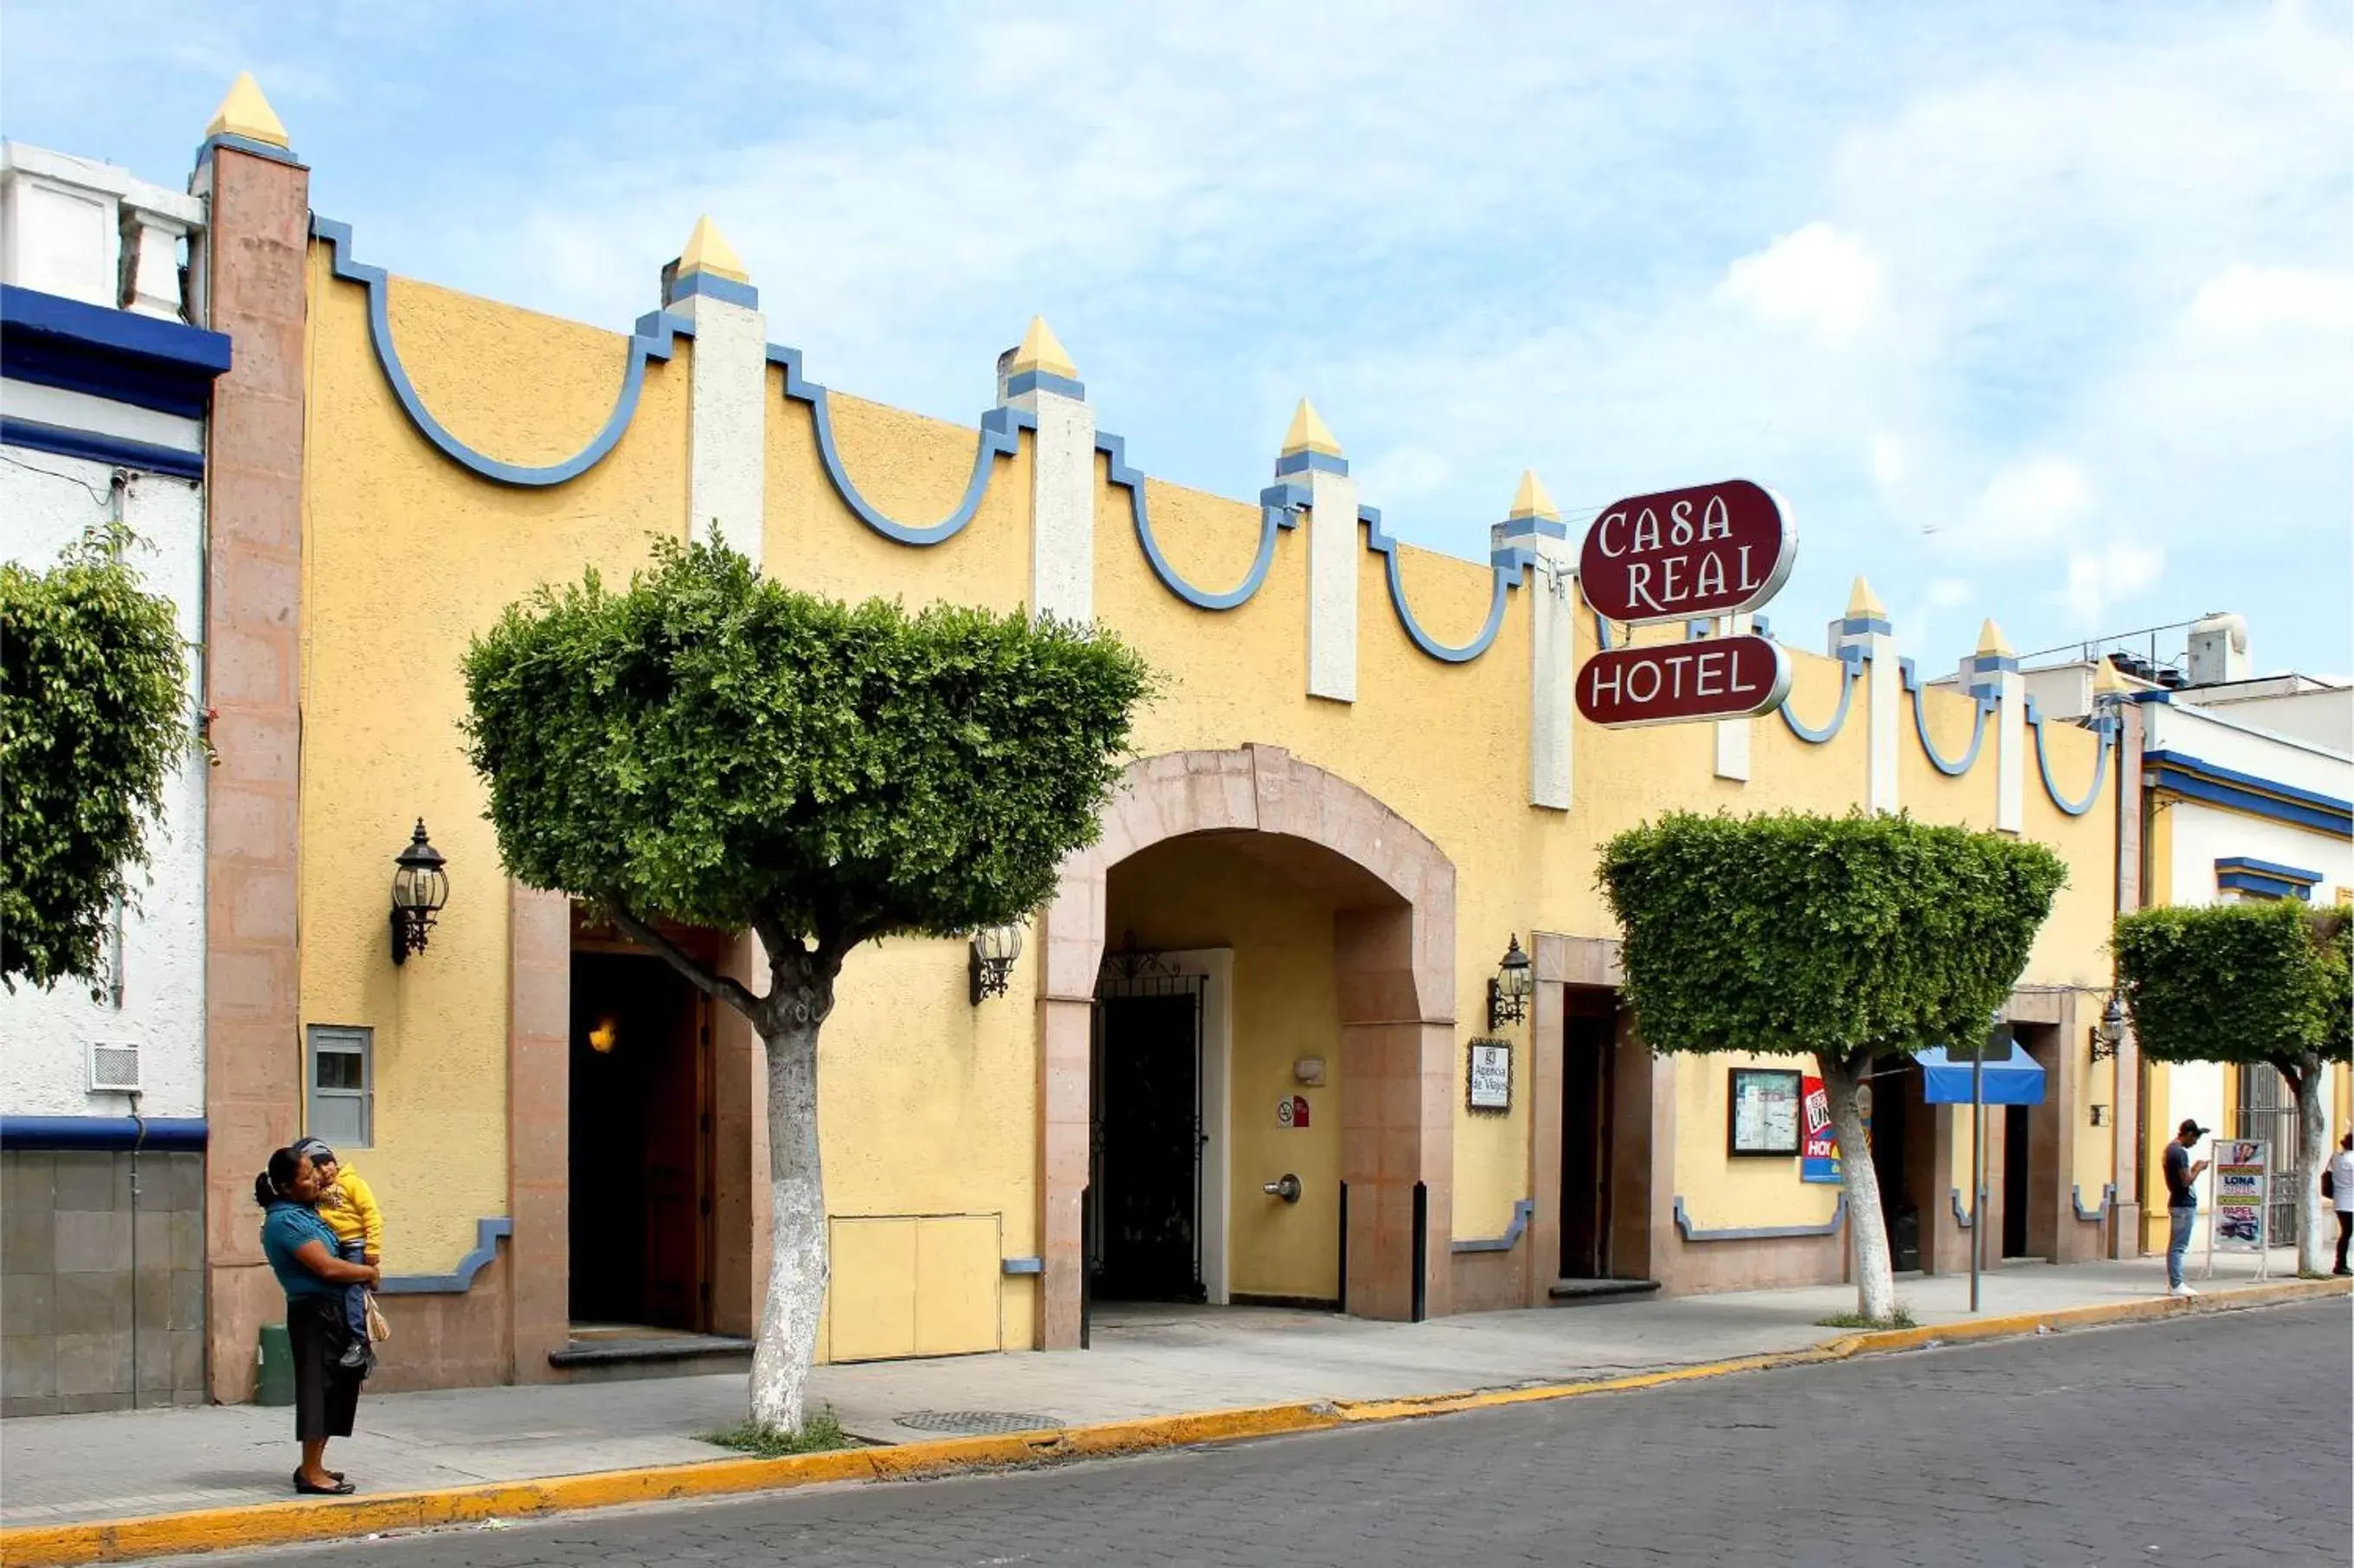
[1963, 620, 2024, 833]
[1000, 318, 1095, 624]
[1830, 578, 1899, 814]
[1494, 471, 1572, 809]
[665, 218, 767, 565]
[1713, 612, 1753, 782]
[1281, 401, 1356, 704]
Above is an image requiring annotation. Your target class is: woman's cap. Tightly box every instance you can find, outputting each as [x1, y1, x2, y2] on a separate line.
[294, 1137, 336, 1164]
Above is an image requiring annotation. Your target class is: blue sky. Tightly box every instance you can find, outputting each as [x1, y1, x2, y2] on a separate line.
[6, 1, 2348, 675]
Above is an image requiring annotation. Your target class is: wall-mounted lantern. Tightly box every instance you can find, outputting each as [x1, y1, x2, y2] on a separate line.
[389, 819, 448, 965]
[1487, 934, 1533, 1031]
[968, 921, 1023, 1005]
[2088, 995, 2125, 1062]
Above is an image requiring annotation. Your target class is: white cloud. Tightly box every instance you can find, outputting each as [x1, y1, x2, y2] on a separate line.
[1358, 445, 1454, 502]
[1954, 458, 2095, 556]
[1871, 434, 1906, 488]
[2189, 265, 2354, 341]
[1926, 577, 1974, 609]
[2060, 540, 2167, 628]
[1713, 222, 1884, 347]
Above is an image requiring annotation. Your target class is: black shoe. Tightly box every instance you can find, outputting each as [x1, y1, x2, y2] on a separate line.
[2334, 1265, 2351, 1276]
[293, 1469, 356, 1496]
[338, 1340, 370, 1369]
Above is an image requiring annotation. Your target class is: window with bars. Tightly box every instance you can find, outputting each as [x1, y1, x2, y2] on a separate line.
[306, 1025, 373, 1148]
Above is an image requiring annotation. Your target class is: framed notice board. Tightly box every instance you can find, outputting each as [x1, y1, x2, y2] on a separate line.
[1727, 1067, 1803, 1156]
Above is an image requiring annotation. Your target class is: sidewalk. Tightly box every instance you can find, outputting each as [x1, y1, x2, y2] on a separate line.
[0, 1251, 2327, 1531]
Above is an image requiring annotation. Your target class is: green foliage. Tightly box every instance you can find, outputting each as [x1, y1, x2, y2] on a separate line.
[1597, 811, 2068, 1068]
[702, 1410, 852, 1456]
[463, 536, 1152, 954]
[1, 524, 190, 997]
[1815, 1306, 1917, 1330]
[2113, 900, 2351, 1074]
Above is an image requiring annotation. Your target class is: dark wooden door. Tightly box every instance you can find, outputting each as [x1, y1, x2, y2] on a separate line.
[2001, 1104, 2031, 1259]
[1094, 993, 1204, 1301]
[1560, 1013, 1615, 1280]
[641, 993, 711, 1329]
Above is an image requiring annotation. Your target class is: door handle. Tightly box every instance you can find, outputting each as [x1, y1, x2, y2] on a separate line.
[1263, 1173, 1302, 1203]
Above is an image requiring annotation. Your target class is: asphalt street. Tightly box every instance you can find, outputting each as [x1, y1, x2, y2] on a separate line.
[188, 1301, 2351, 1567]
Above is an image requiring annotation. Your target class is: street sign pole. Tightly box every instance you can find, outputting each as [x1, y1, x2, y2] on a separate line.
[1970, 1047, 1984, 1314]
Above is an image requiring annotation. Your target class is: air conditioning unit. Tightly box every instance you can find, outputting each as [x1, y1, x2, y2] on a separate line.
[87, 1041, 142, 1095]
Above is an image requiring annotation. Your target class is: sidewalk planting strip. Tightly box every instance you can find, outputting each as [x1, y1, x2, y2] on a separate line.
[3, 1278, 2342, 1568]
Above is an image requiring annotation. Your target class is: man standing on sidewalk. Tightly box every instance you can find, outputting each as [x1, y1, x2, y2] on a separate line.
[2164, 1120, 2209, 1298]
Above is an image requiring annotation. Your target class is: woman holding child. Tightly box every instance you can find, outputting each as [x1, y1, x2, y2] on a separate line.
[254, 1144, 380, 1494]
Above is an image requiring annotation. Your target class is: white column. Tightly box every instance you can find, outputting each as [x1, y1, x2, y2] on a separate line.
[1494, 471, 1572, 809]
[1962, 620, 2024, 833]
[1714, 612, 1753, 782]
[665, 217, 767, 565]
[1829, 577, 1899, 814]
[1282, 401, 1356, 704]
[1000, 318, 1095, 625]
[119, 206, 190, 321]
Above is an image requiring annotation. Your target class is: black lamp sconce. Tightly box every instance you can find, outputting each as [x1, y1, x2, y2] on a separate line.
[968, 921, 1023, 1005]
[1487, 935, 1533, 1031]
[389, 819, 448, 965]
[2088, 994, 2125, 1062]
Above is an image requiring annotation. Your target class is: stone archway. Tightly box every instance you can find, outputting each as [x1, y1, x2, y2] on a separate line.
[1034, 744, 1457, 1347]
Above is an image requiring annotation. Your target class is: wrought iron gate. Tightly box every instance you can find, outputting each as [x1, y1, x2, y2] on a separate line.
[1090, 948, 1207, 1302]
[2235, 1064, 2299, 1245]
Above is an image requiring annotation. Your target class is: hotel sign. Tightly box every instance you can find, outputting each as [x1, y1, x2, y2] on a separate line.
[1575, 478, 1798, 728]
[1578, 480, 1793, 625]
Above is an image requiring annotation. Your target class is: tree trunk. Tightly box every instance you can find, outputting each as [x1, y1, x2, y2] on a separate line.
[749, 1016, 827, 1434]
[1820, 1053, 1898, 1323]
[2287, 1057, 2330, 1277]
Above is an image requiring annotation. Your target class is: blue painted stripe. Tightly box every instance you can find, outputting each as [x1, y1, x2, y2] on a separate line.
[1902, 658, 1991, 776]
[1951, 1187, 1976, 1230]
[196, 132, 304, 168]
[1673, 1194, 1846, 1242]
[1272, 448, 1347, 477]
[2215, 856, 2323, 884]
[0, 1116, 207, 1151]
[1000, 1256, 1045, 1276]
[1, 416, 203, 480]
[1838, 616, 1893, 635]
[377, 1217, 512, 1295]
[1, 283, 233, 419]
[1003, 369, 1084, 401]
[2073, 1183, 2113, 1223]
[1451, 1198, 1534, 1254]
[1495, 515, 1568, 540]
[765, 341, 1026, 546]
[1778, 648, 1862, 744]
[666, 271, 759, 310]
[2025, 699, 2115, 817]
[1357, 504, 1530, 665]
[314, 217, 690, 488]
[2143, 749, 2354, 821]
[2151, 770, 2353, 839]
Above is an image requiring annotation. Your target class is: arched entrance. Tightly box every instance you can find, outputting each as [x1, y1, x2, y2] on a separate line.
[1035, 744, 1456, 1347]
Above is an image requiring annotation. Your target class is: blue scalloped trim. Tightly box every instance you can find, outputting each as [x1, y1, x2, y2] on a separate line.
[1779, 647, 1864, 743]
[313, 217, 690, 487]
[2073, 1183, 2113, 1223]
[1902, 658, 1992, 776]
[1094, 434, 1293, 610]
[377, 1217, 511, 1295]
[1673, 1194, 1847, 1242]
[767, 342, 1030, 546]
[2027, 699, 2116, 817]
[1356, 504, 1532, 664]
[1451, 1198, 1535, 1254]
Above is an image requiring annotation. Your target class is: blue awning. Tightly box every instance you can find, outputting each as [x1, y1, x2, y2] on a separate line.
[1915, 1044, 2046, 1106]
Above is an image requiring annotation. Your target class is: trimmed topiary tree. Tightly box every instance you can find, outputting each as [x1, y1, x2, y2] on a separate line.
[1, 522, 191, 999]
[2113, 899, 2352, 1276]
[464, 537, 1151, 1435]
[1600, 810, 2067, 1324]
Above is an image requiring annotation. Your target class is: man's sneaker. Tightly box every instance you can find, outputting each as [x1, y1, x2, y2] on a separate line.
[2168, 1284, 2198, 1299]
[338, 1340, 371, 1369]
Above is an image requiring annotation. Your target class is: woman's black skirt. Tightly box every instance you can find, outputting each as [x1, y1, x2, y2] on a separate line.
[286, 1294, 363, 1442]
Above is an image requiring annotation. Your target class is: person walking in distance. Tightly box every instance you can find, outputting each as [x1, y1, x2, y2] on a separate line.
[2163, 1119, 2209, 1298]
[2326, 1131, 2353, 1278]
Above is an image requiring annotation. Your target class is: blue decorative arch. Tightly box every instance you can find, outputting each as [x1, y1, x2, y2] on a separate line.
[377, 1217, 511, 1295]
[1779, 647, 1864, 744]
[1355, 504, 1533, 664]
[2028, 699, 2117, 817]
[1901, 659, 1992, 776]
[313, 218, 691, 488]
[766, 343, 1030, 547]
[1097, 435, 1296, 610]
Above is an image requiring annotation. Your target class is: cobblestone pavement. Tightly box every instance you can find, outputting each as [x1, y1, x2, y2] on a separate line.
[188, 1302, 2350, 1567]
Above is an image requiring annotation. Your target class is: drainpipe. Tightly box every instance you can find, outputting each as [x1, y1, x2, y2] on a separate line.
[128, 1089, 146, 1407]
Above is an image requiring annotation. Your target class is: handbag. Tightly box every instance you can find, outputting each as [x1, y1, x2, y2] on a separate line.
[2325, 1167, 2337, 1201]
[364, 1291, 391, 1344]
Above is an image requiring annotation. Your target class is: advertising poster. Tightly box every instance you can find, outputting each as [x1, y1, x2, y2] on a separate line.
[1801, 1075, 1840, 1184]
[2210, 1140, 2267, 1252]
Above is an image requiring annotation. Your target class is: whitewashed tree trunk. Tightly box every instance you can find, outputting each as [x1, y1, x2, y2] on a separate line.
[2288, 1057, 2330, 1277]
[1821, 1052, 1898, 1323]
[749, 1019, 826, 1433]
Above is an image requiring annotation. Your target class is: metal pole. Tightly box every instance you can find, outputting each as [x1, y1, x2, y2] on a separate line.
[1970, 1050, 1984, 1314]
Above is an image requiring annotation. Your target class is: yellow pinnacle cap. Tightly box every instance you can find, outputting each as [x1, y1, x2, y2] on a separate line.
[675, 216, 749, 283]
[1007, 316, 1078, 380]
[1508, 470, 1561, 522]
[204, 73, 290, 150]
[1847, 576, 1888, 619]
[1976, 618, 2015, 658]
[2092, 657, 2132, 696]
[1281, 399, 1343, 459]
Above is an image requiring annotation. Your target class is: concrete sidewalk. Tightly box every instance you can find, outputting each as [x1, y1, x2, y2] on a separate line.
[0, 1251, 2323, 1530]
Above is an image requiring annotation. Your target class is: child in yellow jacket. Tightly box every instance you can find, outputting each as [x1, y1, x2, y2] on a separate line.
[296, 1139, 382, 1368]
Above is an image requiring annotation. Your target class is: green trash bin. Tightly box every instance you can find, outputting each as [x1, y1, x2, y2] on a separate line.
[256, 1322, 294, 1407]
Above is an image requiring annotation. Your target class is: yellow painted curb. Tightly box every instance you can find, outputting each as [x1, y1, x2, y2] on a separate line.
[4, 1277, 2343, 1566]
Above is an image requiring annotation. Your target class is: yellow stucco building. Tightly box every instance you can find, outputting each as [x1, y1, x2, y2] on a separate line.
[191, 82, 2131, 1397]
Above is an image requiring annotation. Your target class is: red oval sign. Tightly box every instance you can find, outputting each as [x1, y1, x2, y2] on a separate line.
[1576, 635, 1791, 729]
[1578, 480, 1793, 626]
